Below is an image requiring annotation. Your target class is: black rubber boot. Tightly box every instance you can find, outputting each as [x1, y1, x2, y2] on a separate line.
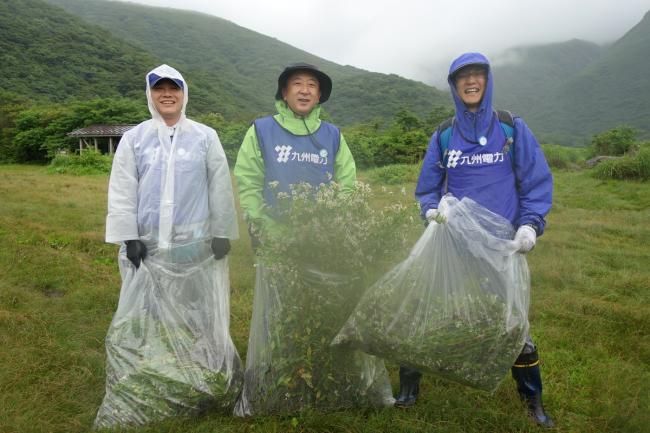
[394, 366, 422, 408]
[512, 346, 555, 428]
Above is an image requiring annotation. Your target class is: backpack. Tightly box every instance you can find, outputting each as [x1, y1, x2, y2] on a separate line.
[437, 109, 516, 168]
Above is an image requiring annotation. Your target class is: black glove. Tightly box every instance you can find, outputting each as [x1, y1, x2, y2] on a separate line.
[211, 237, 231, 260]
[248, 224, 261, 251]
[125, 239, 147, 269]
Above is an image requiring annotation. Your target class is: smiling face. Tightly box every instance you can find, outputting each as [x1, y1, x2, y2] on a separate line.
[151, 79, 184, 125]
[454, 65, 487, 112]
[281, 71, 321, 116]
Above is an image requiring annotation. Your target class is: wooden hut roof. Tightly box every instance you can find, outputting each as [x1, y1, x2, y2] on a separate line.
[67, 124, 137, 138]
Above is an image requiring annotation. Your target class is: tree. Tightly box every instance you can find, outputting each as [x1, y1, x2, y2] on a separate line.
[12, 106, 69, 162]
[423, 106, 455, 136]
[195, 112, 249, 164]
[0, 91, 30, 162]
[371, 110, 429, 166]
[8, 98, 148, 162]
[43, 98, 148, 157]
[394, 109, 422, 132]
[342, 122, 381, 168]
[591, 125, 639, 156]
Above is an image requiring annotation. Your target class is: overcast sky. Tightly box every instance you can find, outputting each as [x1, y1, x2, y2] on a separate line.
[118, 0, 649, 86]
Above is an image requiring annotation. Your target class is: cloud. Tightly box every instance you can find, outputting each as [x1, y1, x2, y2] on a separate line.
[118, 0, 650, 85]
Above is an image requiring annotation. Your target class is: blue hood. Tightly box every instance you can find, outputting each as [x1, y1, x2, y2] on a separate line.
[447, 52, 493, 143]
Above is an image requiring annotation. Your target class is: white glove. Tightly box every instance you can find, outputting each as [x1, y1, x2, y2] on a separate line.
[425, 208, 446, 224]
[514, 225, 537, 253]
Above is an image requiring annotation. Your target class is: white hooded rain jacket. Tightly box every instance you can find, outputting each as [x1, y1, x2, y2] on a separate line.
[96, 64, 242, 428]
[106, 64, 238, 251]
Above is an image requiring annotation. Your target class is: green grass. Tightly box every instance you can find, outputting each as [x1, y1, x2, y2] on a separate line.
[363, 164, 422, 185]
[1, 165, 649, 433]
[540, 144, 588, 170]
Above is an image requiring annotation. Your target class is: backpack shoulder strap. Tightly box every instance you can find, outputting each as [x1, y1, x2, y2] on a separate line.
[435, 117, 455, 194]
[496, 109, 515, 130]
[436, 117, 454, 167]
[496, 109, 516, 159]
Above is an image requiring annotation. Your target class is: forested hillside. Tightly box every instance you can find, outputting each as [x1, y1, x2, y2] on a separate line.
[41, 0, 650, 143]
[0, 0, 158, 102]
[7, 0, 449, 125]
[2, 0, 649, 147]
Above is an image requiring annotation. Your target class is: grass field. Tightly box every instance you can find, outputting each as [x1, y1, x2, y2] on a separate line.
[0, 165, 648, 433]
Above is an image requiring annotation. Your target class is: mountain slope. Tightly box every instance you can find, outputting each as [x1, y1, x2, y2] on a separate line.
[0, 0, 159, 102]
[45, 0, 451, 124]
[6, 0, 649, 141]
[492, 39, 603, 119]
[491, 11, 650, 144]
[546, 10, 650, 138]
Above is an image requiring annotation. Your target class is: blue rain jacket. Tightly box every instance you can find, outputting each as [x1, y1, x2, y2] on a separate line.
[415, 52, 553, 235]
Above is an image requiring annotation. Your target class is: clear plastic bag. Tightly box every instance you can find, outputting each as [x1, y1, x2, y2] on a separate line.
[333, 195, 530, 392]
[234, 263, 394, 416]
[94, 249, 243, 428]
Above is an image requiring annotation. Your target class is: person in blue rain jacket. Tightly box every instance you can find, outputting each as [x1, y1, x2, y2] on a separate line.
[398, 52, 554, 429]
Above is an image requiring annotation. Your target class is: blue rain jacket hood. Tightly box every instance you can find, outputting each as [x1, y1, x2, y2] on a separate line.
[448, 52, 493, 143]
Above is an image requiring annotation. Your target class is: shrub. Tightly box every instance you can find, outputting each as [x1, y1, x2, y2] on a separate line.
[246, 181, 416, 413]
[590, 125, 638, 157]
[591, 146, 650, 181]
[48, 149, 113, 175]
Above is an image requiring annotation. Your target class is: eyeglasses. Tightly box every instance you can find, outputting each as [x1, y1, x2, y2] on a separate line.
[455, 68, 486, 81]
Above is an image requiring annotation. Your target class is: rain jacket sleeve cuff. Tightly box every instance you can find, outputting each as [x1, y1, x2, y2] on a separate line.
[105, 217, 139, 244]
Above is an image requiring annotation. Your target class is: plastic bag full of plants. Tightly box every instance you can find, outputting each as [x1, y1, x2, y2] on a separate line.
[94, 251, 243, 429]
[234, 182, 417, 415]
[333, 195, 531, 392]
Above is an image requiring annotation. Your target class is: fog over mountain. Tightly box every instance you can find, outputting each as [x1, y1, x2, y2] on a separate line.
[8, 0, 650, 144]
[117, 0, 649, 85]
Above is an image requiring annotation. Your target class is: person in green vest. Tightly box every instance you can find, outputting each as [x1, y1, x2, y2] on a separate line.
[234, 62, 356, 233]
[233, 63, 394, 415]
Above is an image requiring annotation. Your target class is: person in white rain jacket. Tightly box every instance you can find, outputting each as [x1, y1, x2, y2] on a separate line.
[96, 64, 242, 427]
[106, 63, 238, 262]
